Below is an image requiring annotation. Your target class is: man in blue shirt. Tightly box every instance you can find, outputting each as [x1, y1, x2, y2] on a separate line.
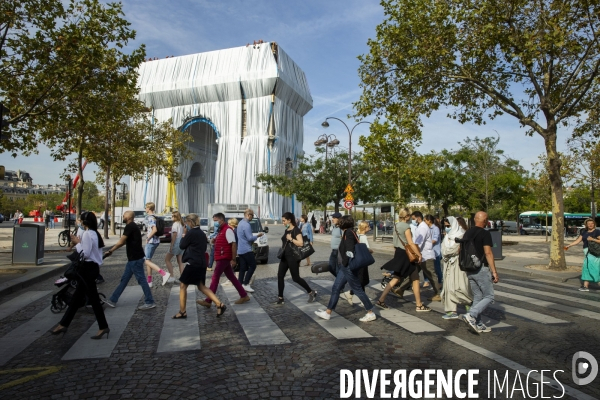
[237, 208, 264, 292]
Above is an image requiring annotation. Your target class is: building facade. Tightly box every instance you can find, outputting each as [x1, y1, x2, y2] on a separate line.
[129, 42, 312, 219]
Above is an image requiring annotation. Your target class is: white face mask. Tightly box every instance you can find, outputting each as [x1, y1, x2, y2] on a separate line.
[411, 219, 418, 226]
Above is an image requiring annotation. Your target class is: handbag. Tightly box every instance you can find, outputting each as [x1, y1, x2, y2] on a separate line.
[346, 231, 375, 272]
[588, 240, 600, 257]
[311, 262, 330, 274]
[64, 250, 85, 280]
[277, 243, 286, 259]
[395, 223, 421, 263]
[298, 235, 315, 260]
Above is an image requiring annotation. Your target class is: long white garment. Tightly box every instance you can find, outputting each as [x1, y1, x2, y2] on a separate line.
[440, 217, 472, 312]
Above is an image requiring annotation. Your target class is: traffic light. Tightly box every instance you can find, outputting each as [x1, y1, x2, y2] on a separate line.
[0, 103, 9, 141]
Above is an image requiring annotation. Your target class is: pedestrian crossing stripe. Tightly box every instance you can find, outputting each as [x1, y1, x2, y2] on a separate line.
[495, 290, 600, 321]
[0, 291, 51, 322]
[497, 282, 600, 309]
[157, 285, 201, 353]
[312, 279, 444, 334]
[505, 278, 600, 297]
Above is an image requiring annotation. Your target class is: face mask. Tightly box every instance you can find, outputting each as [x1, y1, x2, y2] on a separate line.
[445, 227, 451, 233]
[411, 219, 417, 226]
[285, 223, 290, 229]
[213, 221, 220, 228]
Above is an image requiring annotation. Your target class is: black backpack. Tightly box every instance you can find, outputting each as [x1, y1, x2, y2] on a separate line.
[152, 216, 165, 236]
[455, 230, 483, 272]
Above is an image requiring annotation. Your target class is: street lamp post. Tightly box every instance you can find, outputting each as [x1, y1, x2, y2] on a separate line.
[321, 118, 370, 185]
[314, 134, 339, 224]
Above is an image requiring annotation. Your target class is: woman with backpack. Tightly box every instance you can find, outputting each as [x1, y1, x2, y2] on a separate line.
[315, 215, 376, 322]
[341, 221, 372, 306]
[440, 216, 472, 320]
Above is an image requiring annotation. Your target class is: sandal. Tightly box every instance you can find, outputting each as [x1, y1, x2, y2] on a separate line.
[172, 310, 187, 319]
[416, 304, 432, 312]
[217, 304, 227, 318]
[375, 300, 388, 310]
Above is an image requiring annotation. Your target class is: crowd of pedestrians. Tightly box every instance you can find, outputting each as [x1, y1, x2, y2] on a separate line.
[50, 201, 600, 340]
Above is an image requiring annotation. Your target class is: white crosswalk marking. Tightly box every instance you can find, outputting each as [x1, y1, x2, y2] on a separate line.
[157, 285, 201, 353]
[497, 282, 600, 308]
[487, 302, 569, 325]
[312, 279, 445, 334]
[0, 291, 51, 321]
[62, 286, 143, 360]
[444, 336, 597, 400]
[399, 292, 514, 330]
[0, 306, 57, 366]
[506, 278, 600, 296]
[495, 290, 600, 321]
[269, 281, 372, 339]
[221, 286, 290, 345]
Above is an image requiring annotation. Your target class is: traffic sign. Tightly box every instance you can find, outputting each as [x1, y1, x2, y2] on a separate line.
[344, 193, 354, 201]
[343, 200, 354, 210]
[344, 184, 354, 193]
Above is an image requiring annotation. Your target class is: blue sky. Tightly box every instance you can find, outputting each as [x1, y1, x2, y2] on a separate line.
[1, 0, 566, 186]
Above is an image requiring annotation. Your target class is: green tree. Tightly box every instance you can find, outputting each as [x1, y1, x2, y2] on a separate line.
[1, 0, 145, 156]
[356, 0, 600, 269]
[357, 120, 419, 204]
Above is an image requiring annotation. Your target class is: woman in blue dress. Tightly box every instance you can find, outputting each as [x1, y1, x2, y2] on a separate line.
[565, 218, 600, 291]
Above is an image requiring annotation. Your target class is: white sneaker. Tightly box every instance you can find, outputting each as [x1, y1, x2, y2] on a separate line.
[314, 309, 330, 320]
[167, 277, 175, 283]
[161, 272, 171, 286]
[359, 312, 376, 322]
[243, 284, 255, 293]
[342, 291, 353, 305]
[148, 282, 153, 288]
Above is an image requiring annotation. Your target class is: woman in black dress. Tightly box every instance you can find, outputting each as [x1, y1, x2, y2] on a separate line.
[376, 208, 431, 311]
[174, 213, 226, 319]
[275, 212, 317, 305]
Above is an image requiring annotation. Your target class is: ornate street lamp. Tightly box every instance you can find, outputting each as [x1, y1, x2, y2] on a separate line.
[322, 118, 370, 185]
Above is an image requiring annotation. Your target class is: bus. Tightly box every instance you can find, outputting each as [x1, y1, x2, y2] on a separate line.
[518, 211, 596, 236]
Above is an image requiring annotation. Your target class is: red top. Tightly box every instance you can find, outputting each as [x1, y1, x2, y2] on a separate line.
[214, 224, 234, 261]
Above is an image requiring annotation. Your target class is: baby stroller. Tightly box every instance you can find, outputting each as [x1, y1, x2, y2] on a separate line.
[50, 252, 109, 314]
[51, 277, 106, 314]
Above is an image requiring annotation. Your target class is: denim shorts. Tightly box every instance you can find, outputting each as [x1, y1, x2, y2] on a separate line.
[145, 243, 159, 260]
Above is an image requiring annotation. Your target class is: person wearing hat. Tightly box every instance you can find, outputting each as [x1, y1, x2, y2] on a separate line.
[329, 212, 343, 277]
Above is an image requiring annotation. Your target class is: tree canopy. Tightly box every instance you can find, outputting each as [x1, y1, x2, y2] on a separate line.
[356, 0, 600, 270]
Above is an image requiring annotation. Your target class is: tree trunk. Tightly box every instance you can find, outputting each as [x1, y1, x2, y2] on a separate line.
[442, 203, 449, 217]
[110, 178, 117, 235]
[544, 128, 566, 270]
[103, 166, 110, 239]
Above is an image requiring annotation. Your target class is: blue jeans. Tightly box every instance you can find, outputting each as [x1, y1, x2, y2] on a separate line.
[110, 258, 154, 305]
[208, 244, 216, 269]
[238, 252, 257, 285]
[327, 264, 373, 311]
[467, 266, 494, 323]
[144, 243, 159, 260]
[328, 250, 339, 277]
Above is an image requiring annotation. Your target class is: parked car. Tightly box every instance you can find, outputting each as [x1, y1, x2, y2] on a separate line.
[501, 221, 518, 234]
[0, 213, 4, 223]
[159, 217, 174, 243]
[521, 224, 551, 235]
[200, 218, 209, 234]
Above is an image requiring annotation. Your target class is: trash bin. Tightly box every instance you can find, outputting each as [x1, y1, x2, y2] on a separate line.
[488, 228, 503, 259]
[12, 223, 45, 265]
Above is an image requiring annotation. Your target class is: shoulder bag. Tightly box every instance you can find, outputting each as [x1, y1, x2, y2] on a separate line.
[311, 262, 330, 274]
[287, 228, 315, 261]
[394, 223, 421, 263]
[346, 230, 375, 272]
[277, 242, 287, 259]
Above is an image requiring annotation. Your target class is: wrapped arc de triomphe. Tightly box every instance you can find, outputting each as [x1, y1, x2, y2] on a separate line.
[129, 42, 312, 219]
